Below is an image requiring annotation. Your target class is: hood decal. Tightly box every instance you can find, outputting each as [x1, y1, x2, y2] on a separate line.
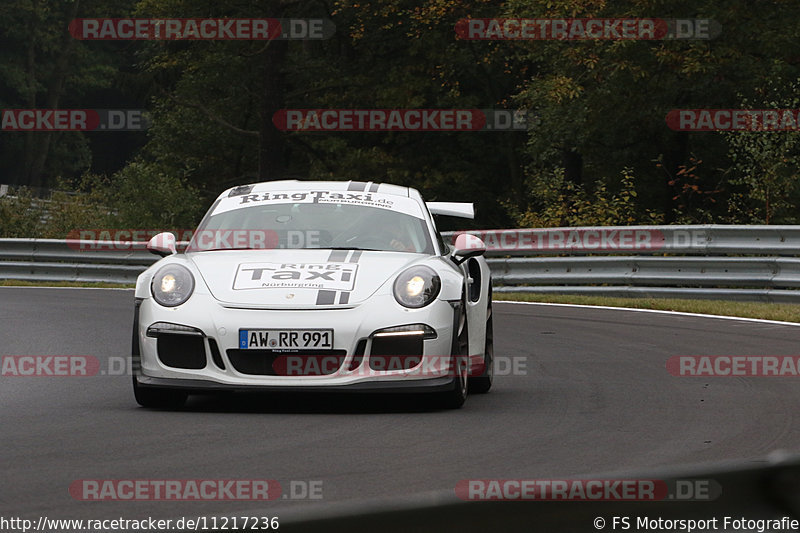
[233, 261, 358, 291]
[190, 248, 421, 308]
[316, 249, 362, 305]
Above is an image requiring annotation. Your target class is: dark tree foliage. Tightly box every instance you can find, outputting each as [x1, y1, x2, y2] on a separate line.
[0, 0, 799, 231]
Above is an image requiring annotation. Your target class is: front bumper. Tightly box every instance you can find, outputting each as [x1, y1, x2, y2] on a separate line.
[134, 375, 457, 393]
[134, 292, 459, 391]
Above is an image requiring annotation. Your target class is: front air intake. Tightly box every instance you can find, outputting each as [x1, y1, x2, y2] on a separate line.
[157, 333, 207, 369]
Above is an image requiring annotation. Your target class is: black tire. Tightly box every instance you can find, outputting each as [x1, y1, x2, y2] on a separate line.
[439, 299, 469, 409]
[469, 301, 493, 394]
[132, 374, 187, 409]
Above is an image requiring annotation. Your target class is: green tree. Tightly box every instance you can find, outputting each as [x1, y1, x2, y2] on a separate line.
[0, 0, 136, 187]
[725, 80, 800, 224]
[507, 0, 800, 223]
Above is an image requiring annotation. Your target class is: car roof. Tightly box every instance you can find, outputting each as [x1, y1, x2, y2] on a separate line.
[220, 180, 420, 201]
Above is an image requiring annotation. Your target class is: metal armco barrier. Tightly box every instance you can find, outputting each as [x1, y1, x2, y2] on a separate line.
[274, 456, 800, 533]
[442, 225, 800, 256]
[1, 225, 800, 301]
[442, 225, 800, 303]
[0, 239, 155, 283]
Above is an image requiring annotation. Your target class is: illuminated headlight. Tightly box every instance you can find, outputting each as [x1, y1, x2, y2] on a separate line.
[393, 266, 440, 308]
[151, 264, 195, 307]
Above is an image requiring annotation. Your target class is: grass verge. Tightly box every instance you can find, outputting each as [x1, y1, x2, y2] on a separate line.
[495, 292, 800, 323]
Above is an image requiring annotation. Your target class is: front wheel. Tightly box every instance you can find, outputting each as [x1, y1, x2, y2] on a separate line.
[132, 374, 188, 409]
[469, 302, 493, 394]
[438, 300, 469, 409]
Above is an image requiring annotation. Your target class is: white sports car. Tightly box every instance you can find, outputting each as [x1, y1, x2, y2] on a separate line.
[132, 180, 493, 409]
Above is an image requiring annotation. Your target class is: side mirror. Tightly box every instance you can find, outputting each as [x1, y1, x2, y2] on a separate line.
[451, 233, 486, 265]
[147, 232, 177, 257]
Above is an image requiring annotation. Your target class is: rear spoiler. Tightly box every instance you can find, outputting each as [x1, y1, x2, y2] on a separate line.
[426, 202, 474, 219]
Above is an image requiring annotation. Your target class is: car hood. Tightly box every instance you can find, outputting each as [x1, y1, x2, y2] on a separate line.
[187, 249, 424, 308]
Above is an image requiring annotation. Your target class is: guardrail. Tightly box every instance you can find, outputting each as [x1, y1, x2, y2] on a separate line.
[276, 456, 800, 533]
[2, 226, 800, 301]
[0, 239, 153, 284]
[441, 225, 800, 256]
[442, 226, 800, 303]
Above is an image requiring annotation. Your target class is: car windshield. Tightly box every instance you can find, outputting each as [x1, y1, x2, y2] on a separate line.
[187, 201, 435, 254]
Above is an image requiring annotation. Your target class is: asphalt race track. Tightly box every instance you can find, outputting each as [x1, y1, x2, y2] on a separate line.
[3, 287, 800, 524]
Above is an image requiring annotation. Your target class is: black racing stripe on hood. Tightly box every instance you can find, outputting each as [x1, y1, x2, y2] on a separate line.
[328, 250, 348, 262]
[333, 250, 362, 305]
[316, 290, 336, 305]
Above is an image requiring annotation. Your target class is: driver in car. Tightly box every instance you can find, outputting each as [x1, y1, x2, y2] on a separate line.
[386, 224, 416, 252]
[344, 210, 418, 252]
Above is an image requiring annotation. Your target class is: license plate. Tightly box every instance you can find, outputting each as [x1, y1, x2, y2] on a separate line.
[239, 329, 333, 350]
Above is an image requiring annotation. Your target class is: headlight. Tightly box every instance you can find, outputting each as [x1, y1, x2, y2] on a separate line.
[151, 264, 195, 307]
[393, 266, 441, 308]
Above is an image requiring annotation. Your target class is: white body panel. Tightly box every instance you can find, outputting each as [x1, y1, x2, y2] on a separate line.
[133, 180, 490, 396]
